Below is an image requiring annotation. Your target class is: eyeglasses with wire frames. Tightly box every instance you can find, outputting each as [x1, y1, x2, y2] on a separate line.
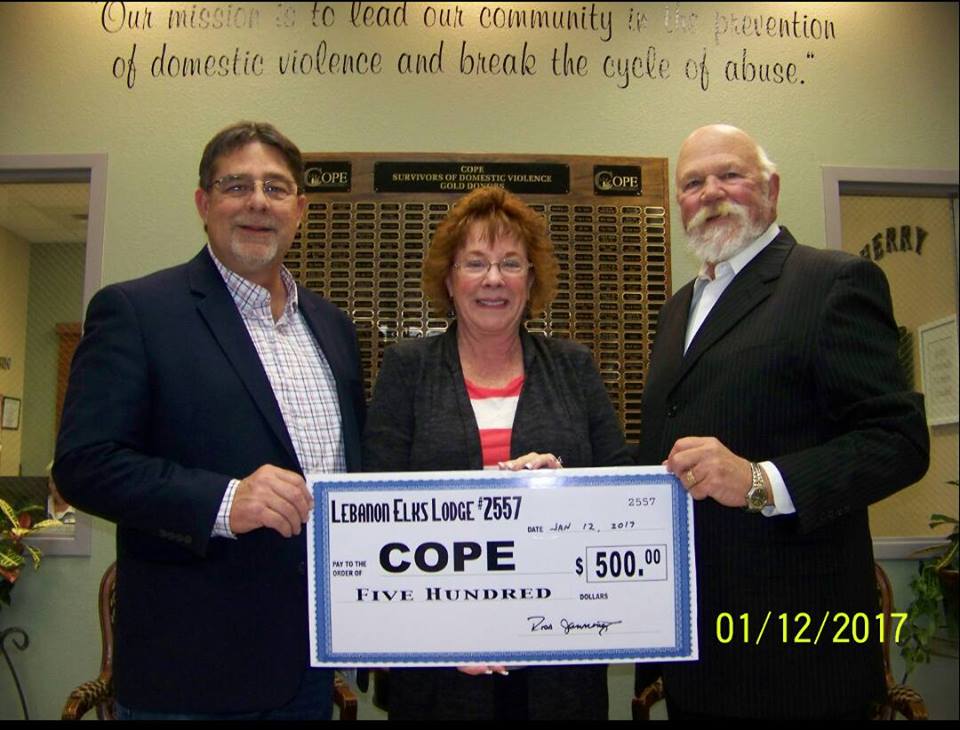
[209, 174, 300, 201]
[452, 257, 533, 278]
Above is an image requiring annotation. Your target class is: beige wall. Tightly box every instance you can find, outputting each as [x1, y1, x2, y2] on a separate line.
[0, 227, 29, 476]
[0, 3, 957, 291]
[0, 1, 957, 720]
[841, 195, 959, 538]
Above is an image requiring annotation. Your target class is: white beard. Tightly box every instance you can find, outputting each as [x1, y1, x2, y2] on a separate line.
[684, 201, 767, 265]
[229, 239, 280, 269]
[227, 223, 282, 270]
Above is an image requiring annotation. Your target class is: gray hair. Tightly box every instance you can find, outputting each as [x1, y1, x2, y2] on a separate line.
[756, 144, 778, 183]
[198, 121, 305, 191]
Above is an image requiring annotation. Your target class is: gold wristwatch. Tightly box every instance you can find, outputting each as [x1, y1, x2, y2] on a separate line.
[743, 462, 769, 513]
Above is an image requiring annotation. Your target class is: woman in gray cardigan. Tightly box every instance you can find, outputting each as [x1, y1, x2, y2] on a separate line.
[363, 187, 632, 720]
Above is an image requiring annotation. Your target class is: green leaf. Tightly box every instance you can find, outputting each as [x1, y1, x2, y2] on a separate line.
[24, 544, 42, 570]
[0, 547, 25, 570]
[930, 514, 959, 525]
[0, 498, 18, 529]
[28, 519, 63, 532]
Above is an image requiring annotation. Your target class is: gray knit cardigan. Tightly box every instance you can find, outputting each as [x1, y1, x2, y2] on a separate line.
[363, 323, 632, 472]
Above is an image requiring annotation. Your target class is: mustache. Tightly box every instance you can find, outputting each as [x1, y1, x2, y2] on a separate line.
[685, 201, 749, 231]
[235, 219, 276, 229]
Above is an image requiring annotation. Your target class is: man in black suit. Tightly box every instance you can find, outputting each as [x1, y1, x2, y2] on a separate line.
[54, 121, 365, 719]
[638, 124, 929, 719]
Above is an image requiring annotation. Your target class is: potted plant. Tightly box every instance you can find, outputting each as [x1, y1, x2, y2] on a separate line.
[0, 497, 61, 612]
[899, 479, 960, 682]
[1, 495, 63, 719]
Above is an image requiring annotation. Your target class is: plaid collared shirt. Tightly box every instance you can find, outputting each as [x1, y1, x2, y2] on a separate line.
[209, 246, 345, 537]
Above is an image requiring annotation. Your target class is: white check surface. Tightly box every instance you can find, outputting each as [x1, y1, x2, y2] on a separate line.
[306, 466, 697, 667]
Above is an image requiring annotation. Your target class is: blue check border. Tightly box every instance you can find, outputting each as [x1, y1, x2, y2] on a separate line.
[310, 470, 693, 664]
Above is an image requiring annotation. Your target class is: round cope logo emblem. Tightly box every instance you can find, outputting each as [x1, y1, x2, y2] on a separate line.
[306, 166, 349, 187]
[594, 169, 640, 192]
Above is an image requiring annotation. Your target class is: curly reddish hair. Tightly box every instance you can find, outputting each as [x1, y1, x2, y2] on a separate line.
[422, 186, 559, 316]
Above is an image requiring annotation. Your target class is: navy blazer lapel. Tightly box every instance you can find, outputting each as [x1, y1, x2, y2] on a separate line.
[297, 289, 364, 470]
[187, 250, 298, 465]
[297, 290, 348, 383]
[673, 229, 796, 388]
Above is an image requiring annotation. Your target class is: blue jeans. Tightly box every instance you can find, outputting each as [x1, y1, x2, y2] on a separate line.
[114, 668, 334, 720]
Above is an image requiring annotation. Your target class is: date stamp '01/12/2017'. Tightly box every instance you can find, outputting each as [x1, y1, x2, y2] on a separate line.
[715, 610, 908, 646]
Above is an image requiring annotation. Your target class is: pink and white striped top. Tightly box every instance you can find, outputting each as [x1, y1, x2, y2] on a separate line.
[464, 375, 525, 468]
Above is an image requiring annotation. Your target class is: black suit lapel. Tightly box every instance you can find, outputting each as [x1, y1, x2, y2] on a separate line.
[646, 283, 694, 395]
[671, 229, 796, 391]
[187, 250, 299, 466]
[659, 284, 694, 367]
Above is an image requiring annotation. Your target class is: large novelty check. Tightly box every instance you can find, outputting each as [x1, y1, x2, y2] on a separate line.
[306, 466, 697, 667]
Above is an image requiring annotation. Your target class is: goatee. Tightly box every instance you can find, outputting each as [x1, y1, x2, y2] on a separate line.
[685, 201, 766, 265]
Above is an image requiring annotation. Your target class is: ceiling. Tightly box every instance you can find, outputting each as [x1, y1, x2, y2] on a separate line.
[0, 182, 89, 244]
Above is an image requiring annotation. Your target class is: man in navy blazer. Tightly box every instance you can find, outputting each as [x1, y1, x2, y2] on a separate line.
[54, 122, 365, 719]
[638, 125, 929, 719]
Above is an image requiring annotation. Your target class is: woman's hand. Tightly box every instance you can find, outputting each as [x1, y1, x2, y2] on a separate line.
[498, 452, 563, 470]
[457, 665, 509, 676]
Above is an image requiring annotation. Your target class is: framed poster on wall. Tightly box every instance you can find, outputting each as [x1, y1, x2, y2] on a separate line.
[918, 314, 959, 426]
[1, 396, 21, 430]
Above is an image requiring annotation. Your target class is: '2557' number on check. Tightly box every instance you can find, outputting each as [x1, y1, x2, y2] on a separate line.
[476, 495, 522, 520]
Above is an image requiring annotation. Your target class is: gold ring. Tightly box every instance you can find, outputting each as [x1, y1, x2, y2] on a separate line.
[686, 469, 697, 486]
